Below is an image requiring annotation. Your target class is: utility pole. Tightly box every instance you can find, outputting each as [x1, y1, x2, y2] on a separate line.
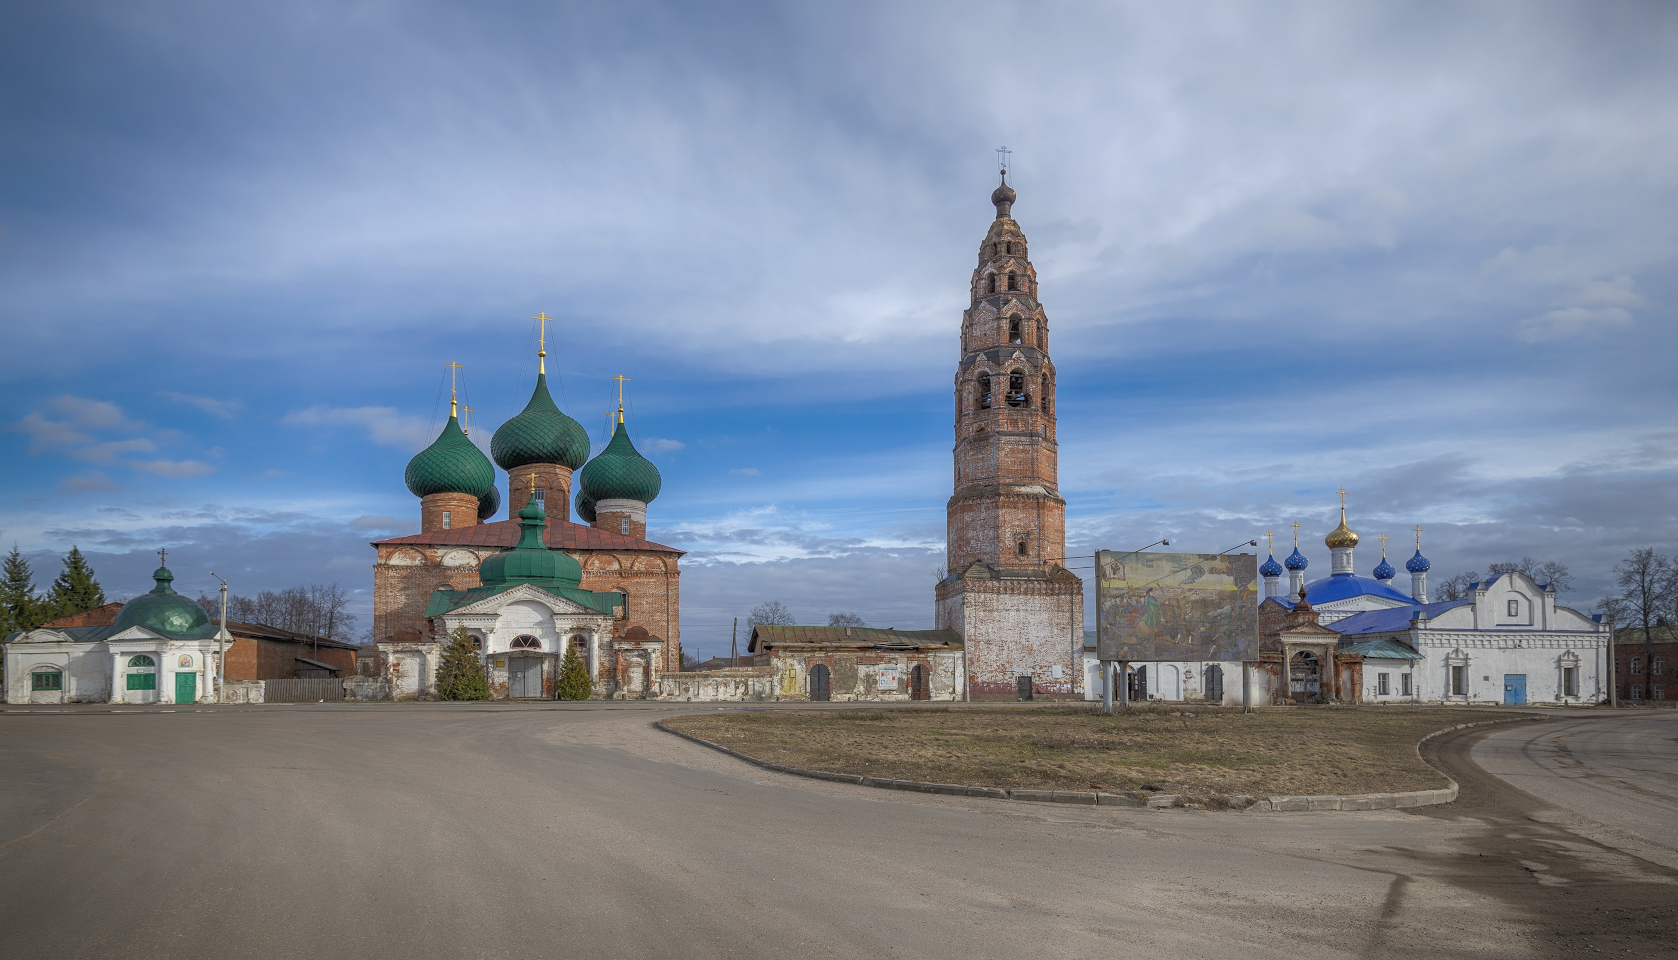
[211, 573, 230, 703]
[730, 617, 738, 667]
[1607, 614, 1618, 708]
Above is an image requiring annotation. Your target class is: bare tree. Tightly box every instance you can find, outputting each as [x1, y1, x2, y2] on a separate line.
[827, 612, 868, 627]
[1485, 557, 1574, 593]
[195, 583, 359, 642]
[744, 600, 796, 639]
[1604, 548, 1673, 698]
[1434, 571, 1480, 602]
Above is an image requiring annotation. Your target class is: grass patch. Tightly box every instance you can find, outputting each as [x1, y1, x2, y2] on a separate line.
[663, 705, 1519, 800]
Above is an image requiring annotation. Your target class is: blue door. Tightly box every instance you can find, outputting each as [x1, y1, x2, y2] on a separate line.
[1503, 674, 1526, 706]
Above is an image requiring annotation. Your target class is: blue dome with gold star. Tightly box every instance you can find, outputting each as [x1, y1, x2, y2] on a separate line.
[1259, 554, 1284, 578]
[1373, 557, 1396, 581]
[1284, 547, 1309, 571]
[1406, 549, 1431, 574]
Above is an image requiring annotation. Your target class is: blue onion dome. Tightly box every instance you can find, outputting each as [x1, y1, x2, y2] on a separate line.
[1406, 549, 1431, 574]
[579, 420, 662, 504]
[491, 373, 590, 471]
[477, 484, 500, 522]
[575, 488, 596, 524]
[405, 414, 495, 499]
[478, 498, 582, 589]
[111, 566, 215, 640]
[1373, 557, 1396, 581]
[1284, 547, 1309, 571]
[1259, 554, 1284, 578]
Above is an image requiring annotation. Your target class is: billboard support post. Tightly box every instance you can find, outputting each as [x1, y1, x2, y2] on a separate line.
[1118, 661, 1128, 707]
[1242, 662, 1252, 713]
[1100, 661, 1113, 715]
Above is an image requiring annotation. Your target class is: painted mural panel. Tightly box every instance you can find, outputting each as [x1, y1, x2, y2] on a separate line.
[1095, 551, 1258, 662]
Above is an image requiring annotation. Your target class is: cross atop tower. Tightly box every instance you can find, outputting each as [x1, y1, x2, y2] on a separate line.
[1379, 532, 1388, 557]
[461, 405, 475, 436]
[532, 312, 552, 373]
[157, 547, 167, 568]
[612, 375, 630, 424]
[1338, 487, 1348, 507]
[1265, 529, 1274, 554]
[445, 361, 464, 418]
[1414, 524, 1423, 549]
[1291, 520, 1300, 546]
[995, 146, 1012, 180]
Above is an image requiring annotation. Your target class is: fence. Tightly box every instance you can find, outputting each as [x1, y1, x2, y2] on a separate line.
[264, 678, 346, 703]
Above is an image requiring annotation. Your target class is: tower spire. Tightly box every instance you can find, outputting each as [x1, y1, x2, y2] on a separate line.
[612, 374, 630, 425]
[445, 361, 464, 419]
[533, 312, 551, 374]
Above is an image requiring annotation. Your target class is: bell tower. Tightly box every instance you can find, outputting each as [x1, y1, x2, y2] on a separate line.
[935, 169, 1084, 699]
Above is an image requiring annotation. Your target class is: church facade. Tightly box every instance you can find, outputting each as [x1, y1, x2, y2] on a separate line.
[935, 173, 1085, 699]
[371, 341, 681, 699]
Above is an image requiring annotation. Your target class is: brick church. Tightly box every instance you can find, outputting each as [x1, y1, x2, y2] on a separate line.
[935, 172, 1085, 698]
[370, 339, 682, 698]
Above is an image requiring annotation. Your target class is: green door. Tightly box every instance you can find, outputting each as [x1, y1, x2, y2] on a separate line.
[175, 671, 196, 704]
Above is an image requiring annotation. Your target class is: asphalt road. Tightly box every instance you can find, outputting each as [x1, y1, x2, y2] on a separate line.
[1, 704, 1674, 960]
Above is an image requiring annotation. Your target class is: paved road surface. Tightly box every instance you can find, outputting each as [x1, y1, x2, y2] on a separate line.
[1, 704, 1674, 960]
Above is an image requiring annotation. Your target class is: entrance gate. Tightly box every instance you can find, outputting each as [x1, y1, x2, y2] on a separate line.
[909, 664, 929, 701]
[810, 664, 831, 701]
[1503, 674, 1527, 706]
[175, 672, 196, 704]
[509, 657, 544, 699]
[1290, 652, 1321, 701]
[1205, 664, 1224, 703]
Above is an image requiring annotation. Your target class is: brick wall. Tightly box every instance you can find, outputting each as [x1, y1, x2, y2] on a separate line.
[506, 464, 574, 521]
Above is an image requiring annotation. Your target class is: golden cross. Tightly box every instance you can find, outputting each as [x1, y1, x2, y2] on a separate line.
[1337, 487, 1348, 507]
[612, 374, 631, 423]
[1413, 524, 1423, 549]
[1265, 529, 1274, 553]
[1291, 520, 1300, 546]
[1379, 532, 1388, 557]
[445, 361, 464, 418]
[533, 312, 551, 373]
[461, 405, 475, 436]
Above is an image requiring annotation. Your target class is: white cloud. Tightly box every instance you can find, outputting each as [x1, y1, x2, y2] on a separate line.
[1517, 306, 1634, 343]
[135, 459, 214, 477]
[644, 437, 684, 453]
[281, 405, 432, 450]
[161, 391, 243, 418]
[60, 472, 121, 492]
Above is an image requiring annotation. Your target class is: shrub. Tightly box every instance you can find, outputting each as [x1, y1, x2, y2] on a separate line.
[556, 645, 591, 701]
[436, 626, 490, 701]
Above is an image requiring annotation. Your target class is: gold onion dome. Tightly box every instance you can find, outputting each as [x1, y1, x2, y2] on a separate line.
[1324, 508, 1359, 549]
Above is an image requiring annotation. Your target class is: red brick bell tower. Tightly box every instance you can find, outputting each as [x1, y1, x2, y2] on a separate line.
[935, 169, 1085, 699]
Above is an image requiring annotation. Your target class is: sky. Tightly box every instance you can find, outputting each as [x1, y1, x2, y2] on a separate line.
[3, 1, 1676, 659]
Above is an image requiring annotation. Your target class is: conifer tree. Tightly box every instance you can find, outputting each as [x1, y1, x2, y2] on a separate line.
[1, 544, 43, 636]
[435, 626, 490, 700]
[47, 546, 105, 621]
[556, 644, 591, 701]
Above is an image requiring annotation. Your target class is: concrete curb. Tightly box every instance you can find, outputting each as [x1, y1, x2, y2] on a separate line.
[654, 714, 1544, 813]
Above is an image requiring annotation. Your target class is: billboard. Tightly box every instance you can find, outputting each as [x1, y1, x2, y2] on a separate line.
[1095, 551, 1258, 662]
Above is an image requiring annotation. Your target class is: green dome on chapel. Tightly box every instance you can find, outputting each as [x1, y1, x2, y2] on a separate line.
[111, 566, 216, 640]
[405, 414, 495, 499]
[579, 420, 662, 505]
[478, 499, 583, 589]
[491, 373, 590, 471]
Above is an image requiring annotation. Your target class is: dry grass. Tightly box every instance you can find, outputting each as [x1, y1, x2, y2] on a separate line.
[663, 704, 1519, 800]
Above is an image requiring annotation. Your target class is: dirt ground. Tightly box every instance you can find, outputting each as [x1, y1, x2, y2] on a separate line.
[662, 704, 1524, 799]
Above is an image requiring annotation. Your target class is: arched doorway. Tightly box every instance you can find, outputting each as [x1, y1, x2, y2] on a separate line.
[909, 663, 930, 701]
[1204, 664, 1224, 703]
[810, 663, 831, 701]
[1290, 651, 1321, 702]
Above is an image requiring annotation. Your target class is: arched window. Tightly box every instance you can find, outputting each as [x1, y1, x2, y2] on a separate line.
[511, 635, 541, 650]
[1017, 540, 1028, 556]
[534, 486, 545, 508]
[1006, 371, 1026, 407]
[470, 636, 482, 651]
[1007, 273, 1017, 291]
[126, 655, 158, 691]
[977, 376, 992, 410]
[31, 668, 63, 692]
[987, 275, 997, 294]
[1006, 242, 1013, 255]
[1008, 319, 1021, 343]
[1631, 657, 1643, 675]
[128, 655, 156, 668]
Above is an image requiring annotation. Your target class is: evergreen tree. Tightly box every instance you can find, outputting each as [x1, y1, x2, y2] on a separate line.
[435, 626, 490, 701]
[0, 544, 43, 636]
[47, 546, 105, 621]
[556, 645, 592, 701]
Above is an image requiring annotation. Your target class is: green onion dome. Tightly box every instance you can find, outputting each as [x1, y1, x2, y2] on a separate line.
[477, 484, 501, 522]
[575, 488, 597, 524]
[404, 414, 495, 499]
[111, 566, 216, 640]
[579, 421, 662, 504]
[478, 498, 582, 589]
[491, 373, 590, 471]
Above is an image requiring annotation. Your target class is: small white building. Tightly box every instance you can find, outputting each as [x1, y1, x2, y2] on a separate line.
[4, 565, 222, 704]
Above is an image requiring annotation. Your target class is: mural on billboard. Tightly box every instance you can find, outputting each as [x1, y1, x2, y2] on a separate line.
[1095, 551, 1259, 662]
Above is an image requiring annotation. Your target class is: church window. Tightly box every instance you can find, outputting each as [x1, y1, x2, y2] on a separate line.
[1449, 665, 1466, 697]
[1006, 372, 1026, 407]
[1401, 673, 1412, 696]
[128, 655, 156, 668]
[621, 517, 631, 535]
[126, 655, 158, 691]
[1006, 242, 1013, 254]
[1007, 273, 1017, 291]
[1506, 599, 1519, 617]
[1562, 667, 1578, 698]
[31, 669, 62, 691]
[978, 376, 992, 410]
[1017, 540, 1028, 557]
[1654, 656, 1666, 675]
[510, 636, 541, 649]
[987, 275, 997, 294]
[1377, 673, 1390, 696]
[1631, 657, 1643, 675]
[442, 511, 452, 529]
[1009, 319, 1021, 343]
[1631, 684, 1643, 699]
[534, 486, 545, 507]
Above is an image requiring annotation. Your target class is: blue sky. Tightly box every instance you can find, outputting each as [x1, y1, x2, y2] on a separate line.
[3, 2, 1676, 658]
